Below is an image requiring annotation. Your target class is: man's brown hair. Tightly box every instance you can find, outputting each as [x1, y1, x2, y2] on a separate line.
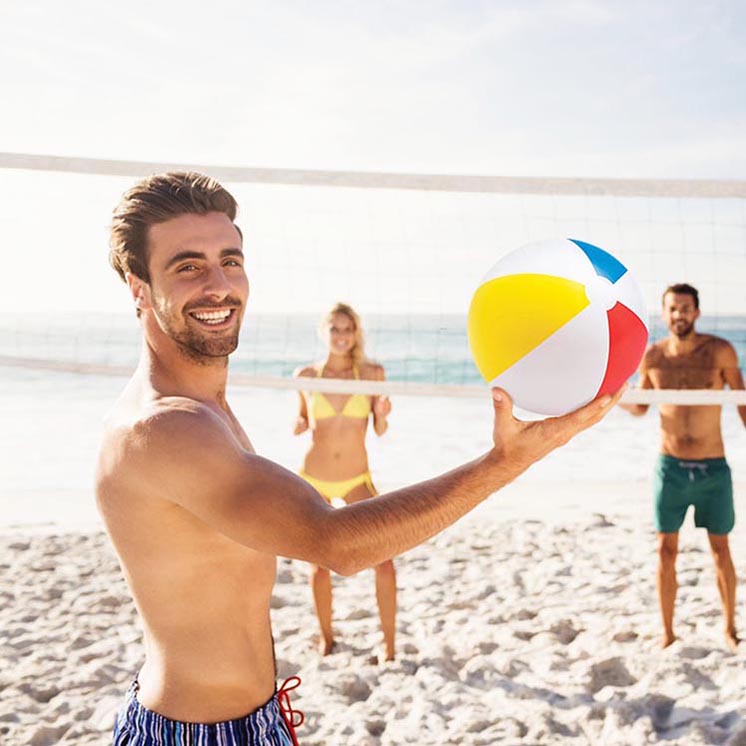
[662, 283, 699, 309]
[109, 172, 238, 284]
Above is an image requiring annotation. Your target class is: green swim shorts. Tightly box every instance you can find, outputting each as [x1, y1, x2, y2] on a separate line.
[654, 454, 734, 535]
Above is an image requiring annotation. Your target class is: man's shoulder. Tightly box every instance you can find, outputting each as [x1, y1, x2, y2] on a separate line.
[136, 396, 223, 434]
[97, 397, 237, 505]
[688, 334, 737, 367]
[146, 400, 237, 458]
[704, 335, 739, 364]
[103, 397, 230, 468]
[643, 341, 667, 362]
[700, 333, 735, 349]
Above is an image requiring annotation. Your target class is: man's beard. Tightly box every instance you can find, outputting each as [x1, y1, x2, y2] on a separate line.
[172, 326, 239, 363]
[671, 320, 694, 339]
[155, 298, 242, 364]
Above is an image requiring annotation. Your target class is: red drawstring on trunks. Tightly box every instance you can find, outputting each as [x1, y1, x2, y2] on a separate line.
[278, 676, 304, 745]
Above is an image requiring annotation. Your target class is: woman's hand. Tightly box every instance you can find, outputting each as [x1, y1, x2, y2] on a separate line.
[373, 395, 391, 420]
[373, 395, 391, 436]
[293, 415, 309, 435]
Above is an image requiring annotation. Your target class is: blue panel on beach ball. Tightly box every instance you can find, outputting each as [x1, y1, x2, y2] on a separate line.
[569, 239, 626, 283]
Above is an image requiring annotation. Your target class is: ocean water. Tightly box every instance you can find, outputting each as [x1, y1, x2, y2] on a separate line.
[1, 312, 745, 384]
[2, 310, 746, 531]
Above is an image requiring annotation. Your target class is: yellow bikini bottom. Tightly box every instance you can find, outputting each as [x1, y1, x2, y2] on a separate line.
[299, 471, 376, 502]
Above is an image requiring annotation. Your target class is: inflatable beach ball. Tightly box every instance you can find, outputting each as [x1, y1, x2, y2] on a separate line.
[468, 239, 648, 415]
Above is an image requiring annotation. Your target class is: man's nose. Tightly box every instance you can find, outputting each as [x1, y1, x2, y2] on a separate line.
[203, 266, 232, 299]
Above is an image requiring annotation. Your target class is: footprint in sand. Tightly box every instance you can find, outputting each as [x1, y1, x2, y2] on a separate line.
[550, 619, 582, 645]
[642, 693, 675, 728]
[513, 608, 537, 621]
[344, 608, 372, 620]
[27, 722, 69, 746]
[680, 646, 711, 660]
[338, 673, 372, 703]
[591, 513, 615, 527]
[269, 594, 286, 609]
[586, 657, 636, 693]
[611, 630, 638, 643]
[365, 718, 386, 736]
[17, 681, 61, 704]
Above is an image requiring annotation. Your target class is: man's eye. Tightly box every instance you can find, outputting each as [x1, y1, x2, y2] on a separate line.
[224, 259, 242, 267]
[178, 264, 198, 272]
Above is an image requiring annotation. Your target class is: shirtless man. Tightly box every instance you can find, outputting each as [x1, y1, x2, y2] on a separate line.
[97, 172, 622, 745]
[622, 283, 746, 651]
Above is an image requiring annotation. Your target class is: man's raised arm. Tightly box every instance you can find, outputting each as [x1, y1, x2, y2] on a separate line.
[127, 388, 622, 575]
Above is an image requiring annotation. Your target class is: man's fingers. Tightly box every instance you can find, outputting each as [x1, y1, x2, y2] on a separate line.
[566, 385, 626, 428]
[491, 387, 516, 429]
[590, 385, 626, 417]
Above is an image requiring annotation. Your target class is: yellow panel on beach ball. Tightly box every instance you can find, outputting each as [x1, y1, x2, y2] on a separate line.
[467, 273, 590, 382]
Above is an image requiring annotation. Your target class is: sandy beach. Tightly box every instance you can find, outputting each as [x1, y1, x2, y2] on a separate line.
[2, 483, 746, 746]
[2, 372, 746, 744]
[3, 0, 746, 740]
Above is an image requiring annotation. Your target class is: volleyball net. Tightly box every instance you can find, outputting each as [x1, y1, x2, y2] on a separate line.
[1, 152, 745, 406]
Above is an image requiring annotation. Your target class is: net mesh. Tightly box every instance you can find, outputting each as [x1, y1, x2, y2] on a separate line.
[1, 153, 745, 405]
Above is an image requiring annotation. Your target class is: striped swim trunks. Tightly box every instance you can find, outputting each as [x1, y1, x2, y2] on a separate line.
[113, 678, 303, 746]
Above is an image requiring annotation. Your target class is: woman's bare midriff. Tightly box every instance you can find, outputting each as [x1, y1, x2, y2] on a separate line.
[302, 417, 370, 480]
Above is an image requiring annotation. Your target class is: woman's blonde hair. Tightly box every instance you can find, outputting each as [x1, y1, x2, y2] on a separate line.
[322, 302, 366, 366]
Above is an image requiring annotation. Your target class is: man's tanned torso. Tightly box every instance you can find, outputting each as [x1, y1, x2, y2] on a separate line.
[98, 380, 279, 722]
[643, 334, 732, 458]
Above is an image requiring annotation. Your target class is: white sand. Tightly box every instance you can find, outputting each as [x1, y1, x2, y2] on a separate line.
[2, 487, 746, 745]
[3, 372, 746, 743]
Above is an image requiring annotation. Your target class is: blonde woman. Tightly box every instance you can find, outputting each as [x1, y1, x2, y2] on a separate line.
[294, 303, 395, 660]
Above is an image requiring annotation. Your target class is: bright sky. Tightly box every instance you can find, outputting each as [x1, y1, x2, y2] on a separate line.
[2, 0, 745, 314]
[4, 0, 746, 177]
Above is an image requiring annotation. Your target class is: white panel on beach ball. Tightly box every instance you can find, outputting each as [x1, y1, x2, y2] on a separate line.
[468, 238, 649, 415]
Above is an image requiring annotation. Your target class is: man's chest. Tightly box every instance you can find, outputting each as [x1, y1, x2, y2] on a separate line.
[649, 354, 722, 390]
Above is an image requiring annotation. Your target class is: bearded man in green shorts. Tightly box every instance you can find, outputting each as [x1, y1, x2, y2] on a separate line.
[622, 283, 746, 651]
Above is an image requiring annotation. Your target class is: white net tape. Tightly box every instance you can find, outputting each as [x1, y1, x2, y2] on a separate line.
[1, 151, 745, 198]
[1, 355, 744, 406]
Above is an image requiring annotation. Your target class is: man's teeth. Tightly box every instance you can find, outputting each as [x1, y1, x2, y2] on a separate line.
[192, 310, 231, 324]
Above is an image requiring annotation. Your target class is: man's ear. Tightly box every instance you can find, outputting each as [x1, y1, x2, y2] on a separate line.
[126, 273, 152, 311]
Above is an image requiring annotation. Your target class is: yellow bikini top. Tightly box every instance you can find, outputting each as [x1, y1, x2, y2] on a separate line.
[310, 363, 372, 420]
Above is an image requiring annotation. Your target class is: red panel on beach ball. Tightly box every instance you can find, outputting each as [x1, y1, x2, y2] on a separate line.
[597, 302, 648, 397]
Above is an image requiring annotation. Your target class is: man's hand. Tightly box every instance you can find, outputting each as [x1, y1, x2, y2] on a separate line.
[489, 386, 625, 472]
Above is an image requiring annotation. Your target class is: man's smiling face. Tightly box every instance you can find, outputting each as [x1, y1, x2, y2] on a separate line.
[131, 211, 248, 362]
[662, 291, 699, 340]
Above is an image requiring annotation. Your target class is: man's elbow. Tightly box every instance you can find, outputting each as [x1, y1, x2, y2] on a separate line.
[314, 510, 382, 576]
[628, 405, 649, 417]
[620, 403, 648, 417]
[322, 545, 371, 577]
[317, 533, 369, 576]
[330, 559, 360, 577]
[321, 552, 363, 577]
